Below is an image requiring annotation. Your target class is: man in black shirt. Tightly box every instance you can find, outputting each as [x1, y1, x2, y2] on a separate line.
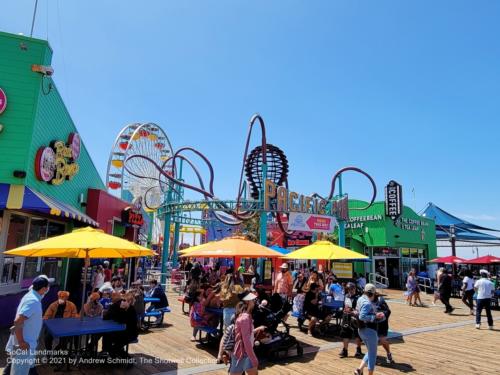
[438, 269, 454, 314]
[103, 292, 138, 358]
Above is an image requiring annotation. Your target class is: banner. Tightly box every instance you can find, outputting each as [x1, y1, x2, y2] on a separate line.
[288, 212, 337, 233]
[385, 180, 403, 222]
[332, 262, 353, 279]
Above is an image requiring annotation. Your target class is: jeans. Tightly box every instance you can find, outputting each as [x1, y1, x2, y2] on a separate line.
[10, 348, 36, 375]
[476, 298, 493, 326]
[462, 290, 474, 310]
[358, 327, 378, 371]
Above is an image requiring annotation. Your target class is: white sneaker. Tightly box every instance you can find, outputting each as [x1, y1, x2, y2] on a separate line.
[475, 324, 480, 329]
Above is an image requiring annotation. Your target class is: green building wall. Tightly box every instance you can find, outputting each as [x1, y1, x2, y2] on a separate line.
[345, 200, 437, 260]
[0, 31, 104, 210]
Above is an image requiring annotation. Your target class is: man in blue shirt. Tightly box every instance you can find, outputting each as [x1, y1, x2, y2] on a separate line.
[328, 277, 345, 301]
[6, 275, 52, 375]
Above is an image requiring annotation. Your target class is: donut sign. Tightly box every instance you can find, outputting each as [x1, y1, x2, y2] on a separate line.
[35, 147, 56, 182]
[34, 132, 81, 184]
[0, 88, 7, 115]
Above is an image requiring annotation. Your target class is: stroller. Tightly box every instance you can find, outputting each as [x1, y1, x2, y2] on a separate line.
[252, 293, 303, 359]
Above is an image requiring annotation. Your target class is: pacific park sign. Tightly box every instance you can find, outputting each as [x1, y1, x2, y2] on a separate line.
[263, 179, 349, 221]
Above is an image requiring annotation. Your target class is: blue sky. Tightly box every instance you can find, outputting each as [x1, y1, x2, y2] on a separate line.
[2, 1, 500, 256]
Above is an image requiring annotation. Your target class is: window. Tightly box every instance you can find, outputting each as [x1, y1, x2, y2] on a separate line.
[0, 213, 67, 286]
[42, 221, 66, 283]
[1, 214, 28, 285]
[23, 218, 48, 280]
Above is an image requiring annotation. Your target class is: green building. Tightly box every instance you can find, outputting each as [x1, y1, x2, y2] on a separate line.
[0, 31, 105, 326]
[344, 200, 436, 288]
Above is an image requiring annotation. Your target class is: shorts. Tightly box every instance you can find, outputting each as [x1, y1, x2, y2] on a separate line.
[306, 307, 329, 321]
[230, 355, 255, 372]
[377, 321, 389, 337]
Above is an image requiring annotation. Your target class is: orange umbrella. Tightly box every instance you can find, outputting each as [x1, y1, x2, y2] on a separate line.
[179, 236, 282, 258]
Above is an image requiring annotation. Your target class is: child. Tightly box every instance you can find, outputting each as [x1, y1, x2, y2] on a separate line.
[189, 292, 209, 341]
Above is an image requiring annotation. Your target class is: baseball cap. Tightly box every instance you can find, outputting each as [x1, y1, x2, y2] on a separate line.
[280, 263, 288, 269]
[479, 269, 490, 276]
[238, 290, 257, 301]
[32, 274, 54, 291]
[364, 283, 377, 294]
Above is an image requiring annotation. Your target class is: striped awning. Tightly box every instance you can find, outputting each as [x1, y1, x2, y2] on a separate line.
[0, 183, 99, 227]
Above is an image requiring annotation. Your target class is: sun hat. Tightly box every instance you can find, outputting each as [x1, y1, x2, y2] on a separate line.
[479, 269, 490, 276]
[238, 290, 258, 301]
[280, 263, 288, 269]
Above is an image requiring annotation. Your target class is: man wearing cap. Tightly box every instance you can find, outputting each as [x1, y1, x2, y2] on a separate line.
[273, 263, 293, 301]
[6, 275, 52, 375]
[474, 270, 494, 330]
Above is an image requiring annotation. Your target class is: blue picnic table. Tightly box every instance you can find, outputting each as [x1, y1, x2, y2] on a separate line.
[44, 317, 126, 370]
[44, 317, 126, 338]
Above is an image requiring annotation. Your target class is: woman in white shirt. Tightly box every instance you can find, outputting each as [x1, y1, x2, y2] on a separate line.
[461, 269, 475, 315]
[92, 265, 105, 291]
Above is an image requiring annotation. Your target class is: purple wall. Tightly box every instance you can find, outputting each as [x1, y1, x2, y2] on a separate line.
[0, 286, 60, 328]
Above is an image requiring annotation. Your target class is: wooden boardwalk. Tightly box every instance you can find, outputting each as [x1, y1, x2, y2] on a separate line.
[1, 289, 499, 374]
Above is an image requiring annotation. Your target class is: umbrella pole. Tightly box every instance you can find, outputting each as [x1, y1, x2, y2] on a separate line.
[81, 250, 89, 321]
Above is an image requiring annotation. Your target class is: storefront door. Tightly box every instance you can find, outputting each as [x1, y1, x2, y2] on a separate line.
[386, 258, 401, 288]
[373, 257, 387, 278]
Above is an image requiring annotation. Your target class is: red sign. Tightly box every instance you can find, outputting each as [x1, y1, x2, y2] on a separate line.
[287, 239, 310, 246]
[121, 207, 144, 226]
[306, 216, 333, 231]
[0, 88, 7, 114]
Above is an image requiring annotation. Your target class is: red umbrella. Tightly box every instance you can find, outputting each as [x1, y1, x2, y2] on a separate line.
[462, 255, 500, 264]
[429, 256, 466, 264]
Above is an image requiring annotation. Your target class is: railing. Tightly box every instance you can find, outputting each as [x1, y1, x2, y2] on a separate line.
[369, 273, 389, 288]
[169, 270, 189, 295]
[417, 276, 433, 294]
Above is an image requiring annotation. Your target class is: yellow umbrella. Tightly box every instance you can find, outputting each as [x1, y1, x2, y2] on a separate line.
[179, 236, 282, 258]
[5, 226, 155, 318]
[283, 240, 369, 261]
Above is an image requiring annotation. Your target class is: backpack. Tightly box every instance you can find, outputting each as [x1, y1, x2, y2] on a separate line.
[222, 323, 235, 352]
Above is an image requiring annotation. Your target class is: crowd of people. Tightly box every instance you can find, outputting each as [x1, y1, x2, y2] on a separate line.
[425, 266, 496, 329]
[179, 260, 395, 375]
[5, 260, 170, 375]
[6, 258, 497, 375]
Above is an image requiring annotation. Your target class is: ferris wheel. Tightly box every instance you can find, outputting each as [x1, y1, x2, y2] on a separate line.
[106, 122, 174, 210]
